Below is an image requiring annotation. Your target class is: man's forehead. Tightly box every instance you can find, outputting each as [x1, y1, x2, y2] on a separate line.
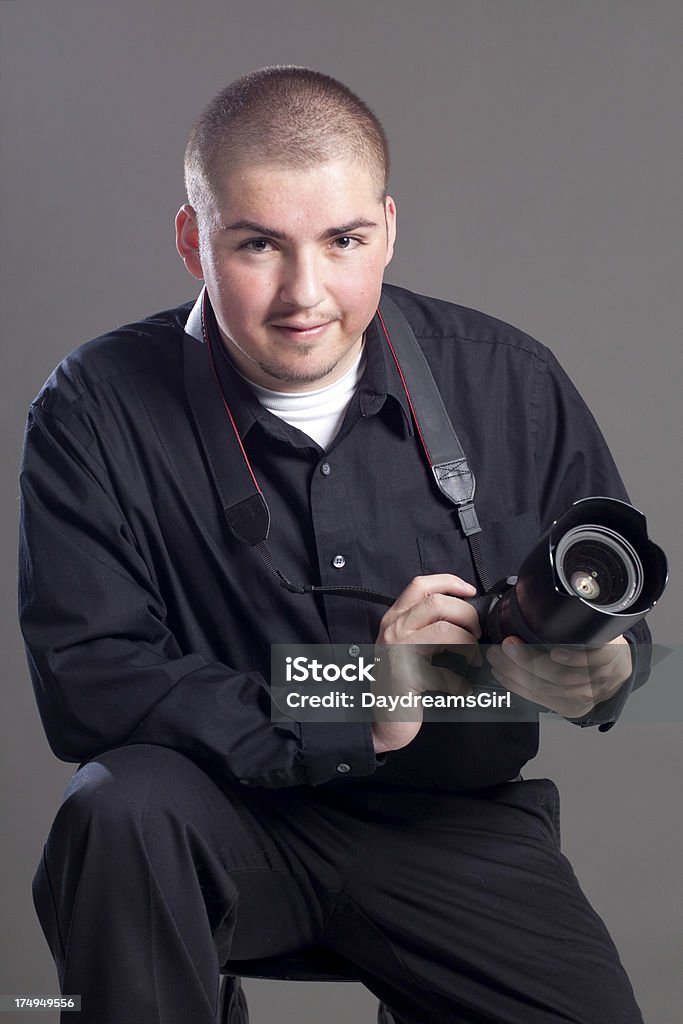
[212, 157, 384, 214]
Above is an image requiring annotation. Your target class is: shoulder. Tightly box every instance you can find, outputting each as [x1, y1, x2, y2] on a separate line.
[34, 300, 196, 418]
[382, 282, 549, 362]
[380, 284, 570, 439]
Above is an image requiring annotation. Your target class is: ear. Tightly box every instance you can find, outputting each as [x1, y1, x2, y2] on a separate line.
[383, 195, 397, 267]
[175, 205, 204, 280]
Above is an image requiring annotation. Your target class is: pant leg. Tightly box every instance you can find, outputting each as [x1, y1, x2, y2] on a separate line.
[32, 744, 336, 1024]
[321, 779, 644, 1024]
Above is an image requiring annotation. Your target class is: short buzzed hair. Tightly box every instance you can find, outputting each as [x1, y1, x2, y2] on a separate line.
[184, 66, 390, 217]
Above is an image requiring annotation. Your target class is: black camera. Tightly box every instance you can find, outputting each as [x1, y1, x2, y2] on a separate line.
[469, 497, 667, 648]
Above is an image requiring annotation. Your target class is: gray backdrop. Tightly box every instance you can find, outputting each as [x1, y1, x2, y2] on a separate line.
[1, 1, 681, 1021]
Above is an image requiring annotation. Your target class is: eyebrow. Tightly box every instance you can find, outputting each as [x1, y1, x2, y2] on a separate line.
[221, 218, 379, 241]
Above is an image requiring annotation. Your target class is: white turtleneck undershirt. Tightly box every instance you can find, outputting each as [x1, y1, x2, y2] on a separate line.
[237, 345, 367, 450]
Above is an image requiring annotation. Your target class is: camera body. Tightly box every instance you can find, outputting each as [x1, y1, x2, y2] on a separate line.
[470, 497, 667, 648]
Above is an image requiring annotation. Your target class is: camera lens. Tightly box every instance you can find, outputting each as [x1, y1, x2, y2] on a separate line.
[555, 526, 643, 613]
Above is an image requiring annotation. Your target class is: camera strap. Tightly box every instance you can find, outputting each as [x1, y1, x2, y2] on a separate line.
[374, 295, 491, 593]
[183, 289, 491, 603]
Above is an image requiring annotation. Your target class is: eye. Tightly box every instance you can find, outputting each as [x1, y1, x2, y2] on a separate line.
[240, 238, 276, 253]
[332, 236, 362, 250]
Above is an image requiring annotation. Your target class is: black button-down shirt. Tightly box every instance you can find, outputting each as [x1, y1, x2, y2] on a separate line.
[18, 284, 650, 792]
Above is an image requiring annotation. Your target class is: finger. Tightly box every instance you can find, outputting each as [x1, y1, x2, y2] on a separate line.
[549, 645, 590, 667]
[490, 637, 540, 671]
[489, 641, 582, 690]
[388, 592, 482, 641]
[582, 636, 629, 669]
[488, 659, 596, 717]
[382, 574, 478, 621]
[496, 638, 593, 681]
[549, 645, 620, 670]
[488, 644, 554, 686]
[549, 635, 628, 668]
[489, 667, 592, 717]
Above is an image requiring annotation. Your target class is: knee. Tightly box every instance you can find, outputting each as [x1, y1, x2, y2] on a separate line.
[52, 744, 206, 840]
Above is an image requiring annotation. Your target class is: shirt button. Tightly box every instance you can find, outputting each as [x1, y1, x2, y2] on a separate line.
[336, 762, 351, 774]
[332, 554, 346, 569]
[348, 644, 360, 657]
[320, 462, 331, 476]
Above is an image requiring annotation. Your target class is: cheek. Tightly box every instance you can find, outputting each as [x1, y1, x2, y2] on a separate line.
[338, 262, 385, 315]
[216, 271, 272, 322]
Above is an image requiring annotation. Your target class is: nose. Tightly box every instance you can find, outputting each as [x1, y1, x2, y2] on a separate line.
[278, 251, 325, 309]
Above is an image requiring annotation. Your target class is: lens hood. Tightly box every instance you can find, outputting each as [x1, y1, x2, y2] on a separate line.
[490, 498, 668, 647]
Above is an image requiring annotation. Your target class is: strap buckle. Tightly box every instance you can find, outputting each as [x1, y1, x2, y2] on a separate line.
[458, 502, 482, 537]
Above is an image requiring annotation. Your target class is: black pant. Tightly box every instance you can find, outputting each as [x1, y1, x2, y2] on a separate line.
[33, 744, 643, 1024]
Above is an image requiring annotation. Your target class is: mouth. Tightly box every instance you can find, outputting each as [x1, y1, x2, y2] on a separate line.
[270, 320, 334, 339]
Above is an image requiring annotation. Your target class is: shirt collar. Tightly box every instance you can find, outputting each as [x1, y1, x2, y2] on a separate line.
[183, 286, 414, 442]
[184, 289, 204, 345]
[359, 308, 414, 433]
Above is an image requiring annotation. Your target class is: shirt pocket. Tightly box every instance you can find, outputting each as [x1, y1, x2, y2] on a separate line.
[417, 510, 541, 587]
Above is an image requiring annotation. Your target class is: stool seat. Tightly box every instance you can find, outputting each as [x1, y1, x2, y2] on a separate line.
[222, 945, 360, 981]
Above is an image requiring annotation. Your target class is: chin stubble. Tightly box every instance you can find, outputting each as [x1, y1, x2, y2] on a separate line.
[256, 350, 348, 386]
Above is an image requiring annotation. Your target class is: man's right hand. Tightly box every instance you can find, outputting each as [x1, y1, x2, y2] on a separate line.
[371, 574, 482, 754]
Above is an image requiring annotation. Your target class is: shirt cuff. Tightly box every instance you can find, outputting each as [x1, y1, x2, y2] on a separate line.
[300, 720, 379, 785]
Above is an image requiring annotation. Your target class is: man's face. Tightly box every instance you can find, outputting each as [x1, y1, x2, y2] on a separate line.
[176, 159, 396, 392]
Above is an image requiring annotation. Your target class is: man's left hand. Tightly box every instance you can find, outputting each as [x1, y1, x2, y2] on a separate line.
[486, 635, 632, 718]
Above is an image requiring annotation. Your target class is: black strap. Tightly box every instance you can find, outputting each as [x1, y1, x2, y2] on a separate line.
[374, 296, 491, 592]
[183, 289, 492, 601]
[254, 540, 397, 605]
[183, 300, 270, 546]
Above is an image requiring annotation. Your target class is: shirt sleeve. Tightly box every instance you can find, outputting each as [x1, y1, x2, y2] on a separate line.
[18, 401, 378, 788]
[531, 348, 653, 728]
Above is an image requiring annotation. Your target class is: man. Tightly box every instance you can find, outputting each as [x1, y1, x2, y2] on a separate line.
[20, 66, 648, 1023]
